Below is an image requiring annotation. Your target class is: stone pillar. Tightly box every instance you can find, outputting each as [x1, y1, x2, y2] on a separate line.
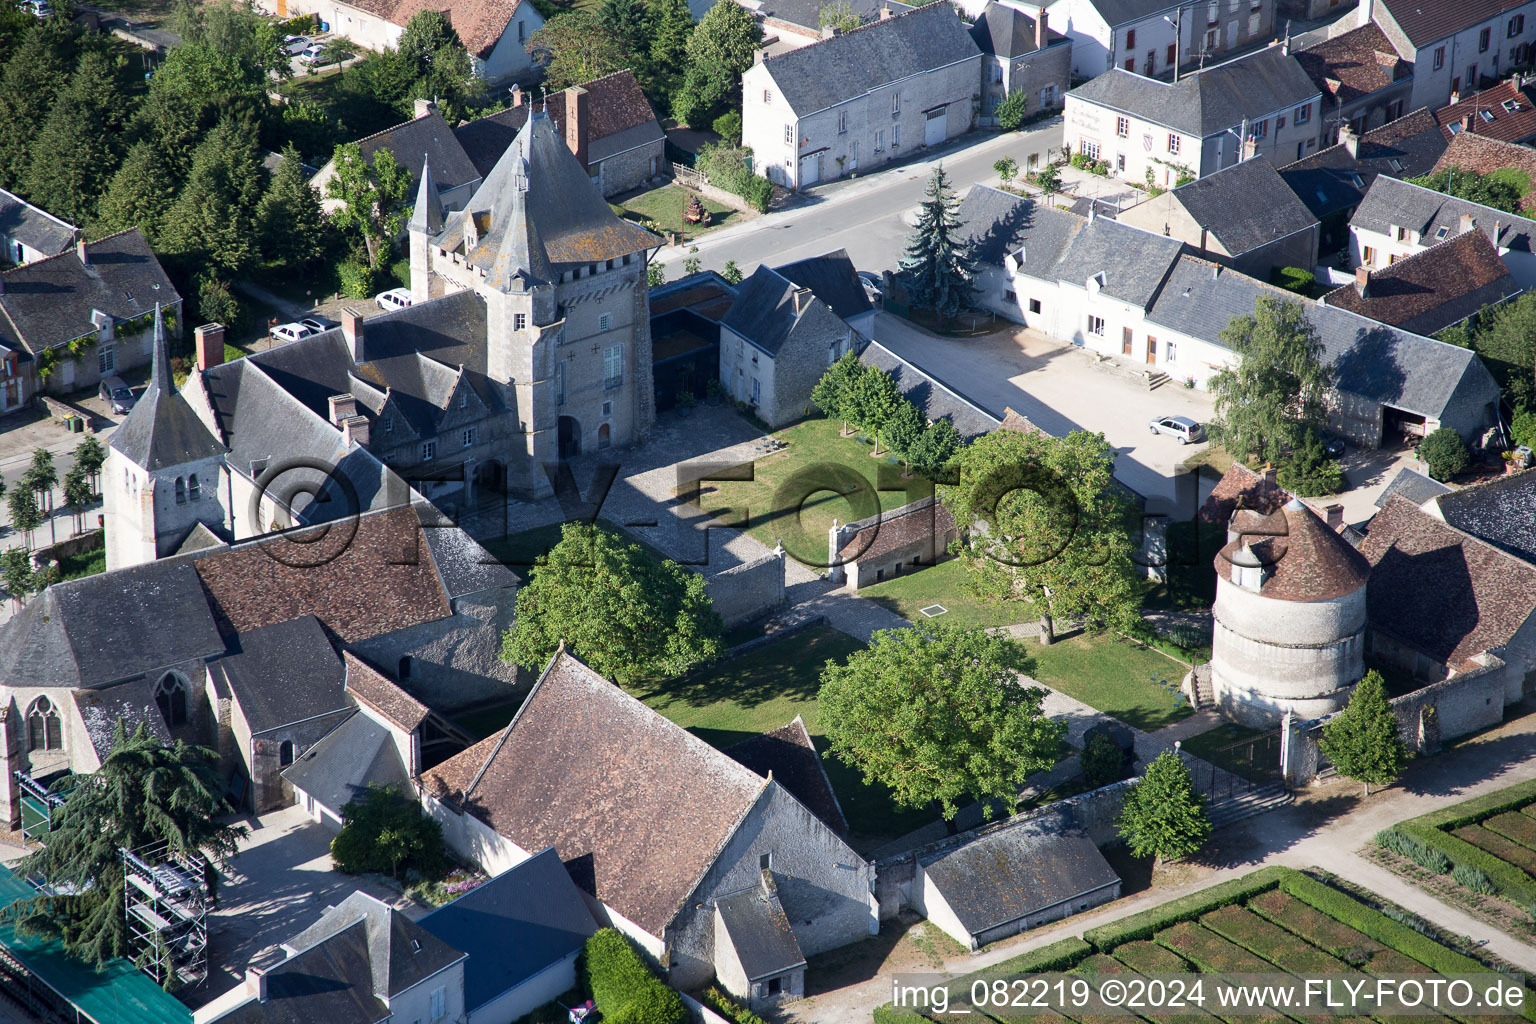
[0, 706, 19, 829]
[827, 519, 842, 584]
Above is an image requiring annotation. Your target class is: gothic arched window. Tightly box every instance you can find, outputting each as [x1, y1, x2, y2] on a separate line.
[187, 473, 201, 502]
[174, 477, 187, 504]
[27, 697, 61, 752]
[155, 673, 187, 728]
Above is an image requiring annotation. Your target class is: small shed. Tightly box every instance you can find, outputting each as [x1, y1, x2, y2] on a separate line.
[916, 829, 1120, 950]
[713, 873, 807, 1010]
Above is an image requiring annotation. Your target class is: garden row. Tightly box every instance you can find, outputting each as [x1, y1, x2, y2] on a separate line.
[1377, 779, 1536, 910]
[874, 866, 1536, 1024]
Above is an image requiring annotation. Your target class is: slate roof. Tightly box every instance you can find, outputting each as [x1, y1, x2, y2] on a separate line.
[213, 615, 348, 735]
[0, 228, 180, 355]
[1361, 495, 1536, 666]
[215, 919, 390, 1024]
[342, 109, 480, 201]
[73, 679, 174, 761]
[1431, 132, 1536, 214]
[344, 651, 431, 733]
[1162, 156, 1318, 256]
[1144, 255, 1499, 423]
[1322, 228, 1519, 335]
[1217, 497, 1372, 601]
[0, 560, 224, 689]
[1433, 470, 1536, 564]
[752, 0, 905, 32]
[110, 305, 228, 472]
[1066, 46, 1318, 138]
[455, 72, 662, 177]
[1374, 466, 1452, 508]
[281, 711, 408, 814]
[1435, 80, 1536, 143]
[1074, 0, 1185, 28]
[774, 249, 873, 322]
[715, 882, 806, 982]
[723, 264, 851, 357]
[727, 716, 848, 835]
[1351, 174, 1536, 253]
[288, 892, 464, 1000]
[758, 3, 981, 118]
[421, 650, 769, 936]
[858, 339, 1000, 440]
[1279, 108, 1446, 219]
[1052, 215, 1185, 307]
[419, 847, 597, 1014]
[1376, 0, 1530, 48]
[1295, 24, 1411, 107]
[1198, 464, 1291, 524]
[969, 3, 1063, 57]
[957, 185, 1083, 271]
[0, 188, 75, 259]
[919, 828, 1119, 936]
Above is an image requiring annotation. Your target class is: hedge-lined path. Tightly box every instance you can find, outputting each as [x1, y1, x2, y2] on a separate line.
[789, 708, 1536, 1024]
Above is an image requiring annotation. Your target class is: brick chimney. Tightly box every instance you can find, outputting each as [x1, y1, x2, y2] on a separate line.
[1241, 135, 1258, 160]
[328, 392, 359, 425]
[1035, 9, 1049, 50]
[1354, 264, 1370, 296]
[1459, 211, 1476, 234]
[341, 414, 370, 447]
[1460, 113, 1473, 133]
[341, 307, 366, 363]
[564, 85, 590, 172]
[1324, 503, 1344, 529]
[194, 323, 225, 371]
[1261, 462, 1277, 487]
[414, 97, 435, 119]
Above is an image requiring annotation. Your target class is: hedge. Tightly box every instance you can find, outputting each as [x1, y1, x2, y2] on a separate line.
[1405, 779, 1536, 832]
[983, 937, 1093, 974]
[579, 929, 687, 1024]
[873, 1006, 934, 1024]
[1082, 866, 1290, 949]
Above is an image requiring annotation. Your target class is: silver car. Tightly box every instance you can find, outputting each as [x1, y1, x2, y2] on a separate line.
[99, 375, 135, 414]
[1148, 415, 1206, 444]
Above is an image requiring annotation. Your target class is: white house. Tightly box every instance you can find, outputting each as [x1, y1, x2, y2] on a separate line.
[1039, 0, 1276, 80]
[1361, 0, 1536, 115]
[0, 189, 74, 267]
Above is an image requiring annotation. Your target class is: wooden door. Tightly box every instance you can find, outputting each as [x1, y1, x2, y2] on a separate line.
[1146, 336, 1158, 364]
[1122, 328, 1133, 355]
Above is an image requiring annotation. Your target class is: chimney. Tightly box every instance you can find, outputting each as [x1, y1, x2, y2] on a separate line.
[194, 323, 225, 371]
[328, 392, 359, 425]
[1035, 9, 1049, 50]
[414, 97, 435, 119]
[1324, 503, 1344, 530]
[510, 84, 523, 107]
[76, 236, 89, 266]
[1339, 125, 1359, 157]
[341, 414, 371, 447]
[792, 287, 812, 314]
[341, 307, 366, 363]
[1461, 113, 1473, 132]
[1354, 264, 1370, 296]
[1459, 211, 1475, 235]
[564, 85, 590, 171]
[880, 1, 892, 17]
[1241, 135, 1258, 160]
[1261, 461, 1277, 487]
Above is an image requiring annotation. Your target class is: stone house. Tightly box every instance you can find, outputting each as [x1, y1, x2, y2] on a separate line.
[1322, 227, 1521, 335]
[1040, 0, 1276, 81]
[829, 495, 961, 588]
[1064, 44, 1323, 186]
[1117, 154, 1320, 278]
[1294, 23, 1414, 143]
[718, 264, 855, 426]
[773, 249, 876, 337]
[970, 3, 1073, 123]
[1359, 0, 1536, 115]
[419, 650, 879, 998]
[741, 2, 983, 189]
[262, 0, 544, 83]
[456, 73, 666, 198]
[311, 100, 483, 217]
[0, 229, 181, 414]
[1348, 174, 1536, 288]
[0, 188, 74, 267]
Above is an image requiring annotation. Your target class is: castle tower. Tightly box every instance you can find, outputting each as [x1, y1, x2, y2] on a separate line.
[1208, 498, 1370, 727]
[103, 305, 230, 570]
[407, 155, 443, 306]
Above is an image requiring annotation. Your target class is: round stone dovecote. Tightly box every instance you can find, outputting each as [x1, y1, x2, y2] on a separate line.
[1209, 498, 1371, 727]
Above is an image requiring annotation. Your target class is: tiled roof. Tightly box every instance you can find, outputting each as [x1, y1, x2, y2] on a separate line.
[754, 0, 905, 32]
[857, 339, 1001, 440]
[287, 892, 464, 1000]
[454, 72, 661, 177]
[1216, 497, 1371, 601]
[648, 271, 738, 318]
[969, 2, 1064, 57]
[1278, 108, 1445, 219]
[215, 920, 388, 1024]
[1350, 174, 1536, 253]
[73, 679, 174, 761]
[1433, 469, 1536, 565]
[1198, 463, 1291, 524]
[1434, 80, 1536, 143]
[774, 249, 873, 322]
[1295, 24, 1410, 107]
[0, 228, 179, 355]
[759, 3, 981, 118]
[1361, 495, 1536, 666]
[379, 0, 525, 57]
[0, 188, 75, 259]
[1067, 46, 1319, 138]
[1374, 466, 1452, 508]
[1376, 0, 1530, 49]
[344, 651, 431, 732]
[346, 109, 480, 200]
[1052, 215, 1186, 307]
[422, 650, 767, 935]
[838, 494, 958, 562]
[1431, 131, 1536, 214]
[1163, 156, 1318, 256]
[998, 406, 1045, 434]
[728, 716, 849, 835]
[715, 882, 806, 981]
[1322, 227, 1520, 335]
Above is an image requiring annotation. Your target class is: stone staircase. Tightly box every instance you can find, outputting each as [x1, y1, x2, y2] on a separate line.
[1206, 781, 1292, 829]
[1189, 665, 1215, 710]
[1146, 371, 1171, 390]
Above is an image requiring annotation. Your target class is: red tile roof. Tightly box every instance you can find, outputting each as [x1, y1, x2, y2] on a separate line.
[382, 0, 524, 56]
[455, 71, 660, 176]
[1431, 131, 1536, 214]
[1377, 0, 1530, 49]
[1295, 24, 1411, 106]
[344, 651, 431, 732]
[1216, 498, 1371, 601]
[1322, 227, 1518, 333]
[1434, 80, 1536, 143]
[1198, 463, 1291, 525]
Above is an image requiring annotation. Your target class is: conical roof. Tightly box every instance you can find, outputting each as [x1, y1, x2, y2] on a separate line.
[1215, 497, 1370, 602]
[109, 304, 228, 471]
[407, 155, 444, 236]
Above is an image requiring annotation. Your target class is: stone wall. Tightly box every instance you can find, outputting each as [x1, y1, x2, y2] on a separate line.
[595, 140, 665, 198]
[704, 550, 787, 627]
[351, 590, 524, 711]
[32, 528, 104, 569]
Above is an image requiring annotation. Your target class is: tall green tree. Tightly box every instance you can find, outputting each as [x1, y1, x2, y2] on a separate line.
[811, 352, 863, 434]
[818, 0, 865, 32]
[170, 0, 289, 81]
[93, 141, 179, 244]
[945, 427, 1141, 643]
[897, 165, 976, 322]
[23, 50, 131, 225]
[1320, 670, 1410, 796]
[598, 0, 647, 70]
[501, 522, 724, 682]
[644, 0, 695, 99]
[324, 142, 412, 270]
[73, 435, 107, 496]
[0, 548, 34, 609]
[396, 9, 477, 117]
[908, 417, 961, 480]
[0, 27, 72, 189]
[11, 723, 246, 972]
[819, 621, 1063, 821]
[673, 0, 760, 126]
[1437, 291, 1536, 410]
[883, 399, 927, 471]
[257, 144, 327, 270]
[24, 448, 56, 513]
[139, 42, 270, 179]
[7, 478, 42, 547]
[62, 461, 94, 533]
[1116, 749, 1212, 862]
[1208, 294, 1333, 466]
[1408, 167, 1526, 215]
[161, 117, 268, 277]
[525, 11, 630, 91]
[846, 364, 902, 454]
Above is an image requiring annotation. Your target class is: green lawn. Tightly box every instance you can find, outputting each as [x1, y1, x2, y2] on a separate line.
[691, 416, 932, 562]
[1026, 630, 1194, 731]
[56, 545, 106, 582]
[615, 186, 745, 238]
[859, 557, 1032, 629]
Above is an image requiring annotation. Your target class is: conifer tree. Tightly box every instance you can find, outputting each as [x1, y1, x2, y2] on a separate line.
[162, 117, 267, 277]
[598, 0, 647, 70]
[0, 28, 72, 189]
[1116, 749, 1212, 862]
[1320, 670, 1410, 796]
[257, 144, 327, 270]
[23, 50, 130, 225]
[897, 165, 976, 324]
[94, 141, 179, 245]
[644, 0, 694, 100]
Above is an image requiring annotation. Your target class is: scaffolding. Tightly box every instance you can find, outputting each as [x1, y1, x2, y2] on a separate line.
[13, 771, 64, 842]
[121, 843, 208, 989]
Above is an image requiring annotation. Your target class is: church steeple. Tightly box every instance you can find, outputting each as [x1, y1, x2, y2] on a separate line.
[148, 302, 173, 396]
[108, 302, 227, 473]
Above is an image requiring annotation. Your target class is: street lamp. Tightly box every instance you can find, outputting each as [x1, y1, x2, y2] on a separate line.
[1163, 8, 1182, 82]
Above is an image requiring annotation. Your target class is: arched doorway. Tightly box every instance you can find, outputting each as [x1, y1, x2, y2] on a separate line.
[558, 416, 582, 458]
[597, 424, 611, 449]
[473, 459, 506, 494]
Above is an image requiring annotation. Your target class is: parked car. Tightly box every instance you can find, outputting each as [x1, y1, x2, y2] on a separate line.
[270, 321, 321, 344]
[99, 375, 135, 415]
[1148, 415, 1206, 444]
[857, 270, 883, 302]
[1320, 432, 1346, 459]
[298, 317, 328, 334]
[282, 34, 311, 55]
[375, 288, 412, 312]
[298, 43, 328, 64]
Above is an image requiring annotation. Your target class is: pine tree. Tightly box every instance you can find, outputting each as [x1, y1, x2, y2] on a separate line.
[644, 0, 694, 101]
[897, 165, 976, 324]
[93, 141, 179, 245]
[256, 144, 327, 271]
[598, 0, 647, 69]
[1320, 670, 1410, 796]
[1116, 749, 1212, 862]
[0, 28, 72, 189]
[22, 50, 131, 225]
[161, 117, 268, 277]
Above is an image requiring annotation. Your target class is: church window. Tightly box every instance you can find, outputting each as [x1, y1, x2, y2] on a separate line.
[27, 697, 61, 752]
[155, 674, 188, 727]
[174, 477, 187, 504]
[187, 473, 201, 501]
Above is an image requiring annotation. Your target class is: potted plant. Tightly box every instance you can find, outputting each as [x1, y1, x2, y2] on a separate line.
[677, 391, 697, 416]
[706, 379, 726, 406]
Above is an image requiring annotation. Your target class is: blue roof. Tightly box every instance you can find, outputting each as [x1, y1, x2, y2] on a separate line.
[418, 848, 596, 1013]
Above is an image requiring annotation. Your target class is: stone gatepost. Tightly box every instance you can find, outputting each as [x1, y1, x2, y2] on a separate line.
[827, 519, 843, 584]
[0, 705, 20, 829]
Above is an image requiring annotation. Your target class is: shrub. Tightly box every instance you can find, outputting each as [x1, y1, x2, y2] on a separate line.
[987, 936, 1093, 973]
[1036, 163, 1062, 194]
[330, 785, 449, 880]
[1452, 863, 1498, 894]
[1082, 731, 1128, 787]
[703, 988, 769, 1024]
[580, 929, 687, 1024]
[196, 275, 244, 332]
[712, 110, 742, 144]
[996, 90, 1029, 131]
[1270, 266, 1315, 294]
[1400, 822, 1536, 905]
[872, 1009, 932, 1024]
[1082, 866, 1290, 948]
[1419, 427, 1469, 481]
[696, 141, 773, 211]
[1512, 409, 1536, 449]
[1405, 779, 1536, 831]
[1279, 431, 1344, 496]
[338, 257, 384, 300]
